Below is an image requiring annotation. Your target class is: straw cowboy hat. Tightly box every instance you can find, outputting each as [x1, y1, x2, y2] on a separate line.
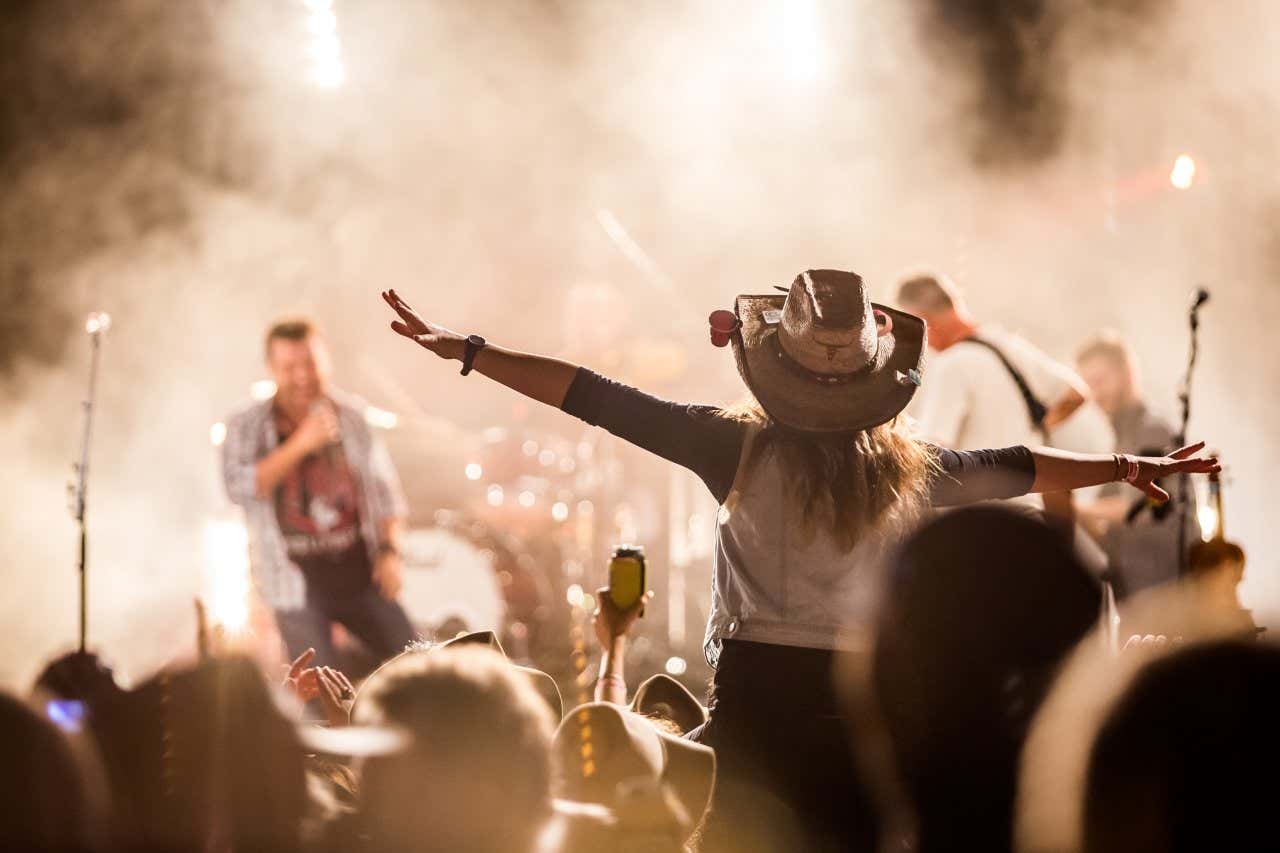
[628, 674, 707, 736]
[554, 702, 716, 839]
[717, 269, 927, 433]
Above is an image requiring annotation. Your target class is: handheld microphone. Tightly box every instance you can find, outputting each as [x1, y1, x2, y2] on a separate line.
[1191, 288, 1210, 310]
[310, 399, 344, 466]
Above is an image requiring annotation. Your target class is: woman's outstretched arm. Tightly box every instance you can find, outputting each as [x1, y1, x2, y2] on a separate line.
[381, 289, 748, 500]
[929, 442, 1219, 507]
[1028, 442, 1219, 502]
[382, 289, 579, 407]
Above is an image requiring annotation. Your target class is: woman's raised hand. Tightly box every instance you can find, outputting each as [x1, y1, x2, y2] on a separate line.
[1128, 441, 1221, 503]
[381, 289, 465, 361]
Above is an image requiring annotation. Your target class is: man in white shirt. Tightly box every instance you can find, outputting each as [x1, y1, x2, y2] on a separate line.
[896, 272, 1114, 501]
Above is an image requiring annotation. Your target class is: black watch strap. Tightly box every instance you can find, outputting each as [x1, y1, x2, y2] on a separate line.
[461, 334, 487, 376]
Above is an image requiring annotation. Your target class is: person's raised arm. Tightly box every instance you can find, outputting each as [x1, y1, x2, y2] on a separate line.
[1029, 442, 1218, 503]
[382, 289, 579, 408]
[591, 588, 654, 706]
[930, 442, 1219, 507]
[381, 289, 748, 502]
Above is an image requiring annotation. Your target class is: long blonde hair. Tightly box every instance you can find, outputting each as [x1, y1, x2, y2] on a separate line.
[724, 399, 937, 552]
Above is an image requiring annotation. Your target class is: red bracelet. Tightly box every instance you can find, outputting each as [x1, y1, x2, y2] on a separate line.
[1119, 453, 1140, 484]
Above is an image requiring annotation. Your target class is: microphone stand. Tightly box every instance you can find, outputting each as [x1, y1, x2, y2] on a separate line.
[70, 313, 110, 653]
[1174, 293, 1206, 578]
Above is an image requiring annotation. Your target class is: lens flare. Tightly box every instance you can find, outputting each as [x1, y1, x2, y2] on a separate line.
[1197, 503, 1220, 541]
[1170, 154, 1196, 190]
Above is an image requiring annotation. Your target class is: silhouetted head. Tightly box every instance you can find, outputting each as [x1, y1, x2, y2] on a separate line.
[355, 645, 556, 853]
[1085, 640, 1280, 853]
[0, 691, 93, 851]
[874, 506, 1101, 851]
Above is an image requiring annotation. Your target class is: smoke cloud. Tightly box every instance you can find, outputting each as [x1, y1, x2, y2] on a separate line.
[2, 0, 1277, 687]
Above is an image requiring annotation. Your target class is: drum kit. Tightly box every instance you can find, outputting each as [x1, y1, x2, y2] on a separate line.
[386, 414, 625, 661]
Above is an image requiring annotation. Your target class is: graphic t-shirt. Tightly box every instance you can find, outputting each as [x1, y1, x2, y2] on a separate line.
[273, 409, 371, 602]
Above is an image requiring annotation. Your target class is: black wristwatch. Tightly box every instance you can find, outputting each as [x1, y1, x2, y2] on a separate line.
[461, 334, 487, 376]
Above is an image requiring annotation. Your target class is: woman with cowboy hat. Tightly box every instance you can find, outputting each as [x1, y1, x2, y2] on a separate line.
[380, 270, 1217, 852]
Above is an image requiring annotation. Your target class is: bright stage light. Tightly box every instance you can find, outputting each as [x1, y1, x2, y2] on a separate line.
[209, 422, 227, 447]
[566, 584, 585, 607]
[486, 485, 504, 507]
[465, 463, 483, 481]
[301, 0, 345, 89]
[665, 656, 688, 676]
[551, 501, 570, 522]
[203, 519, 251, 634]
[1170, 154, 1196, 190]
[777, 0, 823, 83]
[85, 312, 112, 334]
[308, 37, 342, 63]
[312, 62, 346, 89]
[518, 490, 536, 508]
[250, 379, 277, 401]
[305, 8, 337, 36]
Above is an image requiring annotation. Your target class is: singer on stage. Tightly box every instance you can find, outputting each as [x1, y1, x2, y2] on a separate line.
[221, 318, 415, 666]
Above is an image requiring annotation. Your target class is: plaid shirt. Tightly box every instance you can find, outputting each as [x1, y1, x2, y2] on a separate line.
[221, 389, 407, 611]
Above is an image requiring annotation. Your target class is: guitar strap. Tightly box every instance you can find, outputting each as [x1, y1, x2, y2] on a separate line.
[963, 335, 1050, 441]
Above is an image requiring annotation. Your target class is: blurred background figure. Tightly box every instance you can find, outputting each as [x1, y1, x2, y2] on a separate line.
[1074, 331, 1187, 600]
[896, 271, 1114, 467]
[1075, 331, 1173, 455]
[222, 318, 415, 672]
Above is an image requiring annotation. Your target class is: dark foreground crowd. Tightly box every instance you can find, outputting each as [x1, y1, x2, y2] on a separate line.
[4, 505, 1271, 853]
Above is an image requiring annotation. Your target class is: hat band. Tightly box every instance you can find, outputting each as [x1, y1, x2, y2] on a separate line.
[769, 333, 876, 386]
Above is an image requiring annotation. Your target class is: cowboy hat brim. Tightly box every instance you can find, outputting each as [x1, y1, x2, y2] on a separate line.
[629, 674, 707, 736]
[731, 294, 926, 433]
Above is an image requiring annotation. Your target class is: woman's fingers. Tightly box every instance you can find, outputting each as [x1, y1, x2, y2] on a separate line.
[1144, 480, 1171, 503]
[1174, 457, 1220, 474]
[287, 648, 316, 681]
[382, 291, 411, 321]
[382, 291, 422, 326]
[1170, 440, 1206, 460]
[390, 322, 441, 351]
[317, 667, 341, 703]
